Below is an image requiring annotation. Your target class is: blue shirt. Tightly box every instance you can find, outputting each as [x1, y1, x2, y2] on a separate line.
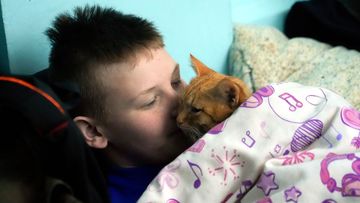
[107, 165, 163, 203]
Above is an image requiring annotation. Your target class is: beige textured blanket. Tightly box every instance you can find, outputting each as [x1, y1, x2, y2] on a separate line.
[229, 25, 360, 110]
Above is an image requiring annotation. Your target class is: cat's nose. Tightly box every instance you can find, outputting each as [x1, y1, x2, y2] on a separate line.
[176, 113, 185, 127]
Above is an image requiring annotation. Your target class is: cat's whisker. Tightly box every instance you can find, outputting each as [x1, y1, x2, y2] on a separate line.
[192, 127, 203, 138]
[180, 125, 204, 141]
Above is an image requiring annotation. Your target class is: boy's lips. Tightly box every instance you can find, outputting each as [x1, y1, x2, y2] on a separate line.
[170, 128, 196, 145]
[169, 128, 182, 137]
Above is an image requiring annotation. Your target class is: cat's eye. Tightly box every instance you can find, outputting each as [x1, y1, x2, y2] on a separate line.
[191, 106, 202, 113]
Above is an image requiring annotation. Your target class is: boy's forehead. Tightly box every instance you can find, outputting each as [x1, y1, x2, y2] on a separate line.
[105, 48, 174, 74]
[96, 47, 176, 92]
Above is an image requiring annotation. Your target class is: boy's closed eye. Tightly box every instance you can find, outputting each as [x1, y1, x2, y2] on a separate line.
[143, 96, 159, 108]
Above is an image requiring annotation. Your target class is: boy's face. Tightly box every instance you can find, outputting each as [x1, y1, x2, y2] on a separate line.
[98, 48, 193, 166]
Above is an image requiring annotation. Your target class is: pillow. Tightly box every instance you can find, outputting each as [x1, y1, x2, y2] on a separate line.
[229, 25, 360, 110]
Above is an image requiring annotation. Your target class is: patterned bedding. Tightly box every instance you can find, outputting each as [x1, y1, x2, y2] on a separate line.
[138, 82, 360, 203]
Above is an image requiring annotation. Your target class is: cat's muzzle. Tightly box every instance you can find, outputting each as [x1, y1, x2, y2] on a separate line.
[179, 125, 204, 142]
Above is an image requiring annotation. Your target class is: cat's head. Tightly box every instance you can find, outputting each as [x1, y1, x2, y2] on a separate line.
[177, 55, 251, 140]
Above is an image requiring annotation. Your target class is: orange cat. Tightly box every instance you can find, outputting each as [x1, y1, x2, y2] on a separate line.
[177, 55, 251, 141]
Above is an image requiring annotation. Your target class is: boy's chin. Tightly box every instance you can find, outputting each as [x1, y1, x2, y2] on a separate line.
[164, 130, 194, 157]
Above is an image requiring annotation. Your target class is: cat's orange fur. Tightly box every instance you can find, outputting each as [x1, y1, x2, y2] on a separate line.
[177, 54, 251, 140]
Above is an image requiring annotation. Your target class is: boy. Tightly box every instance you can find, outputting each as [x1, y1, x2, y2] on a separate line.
[45, 5, 194, 202]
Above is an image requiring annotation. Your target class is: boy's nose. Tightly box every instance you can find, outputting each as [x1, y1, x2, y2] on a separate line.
[168, 90, 181, 117]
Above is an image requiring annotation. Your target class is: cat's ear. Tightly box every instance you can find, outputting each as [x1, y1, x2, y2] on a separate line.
[190, 54, 215, 76]
[214, 78, 248, 109]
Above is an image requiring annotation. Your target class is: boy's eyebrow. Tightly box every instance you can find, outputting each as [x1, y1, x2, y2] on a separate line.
[138, 87, 156, 96]
[172, 63, 180, 77]
[134, 63, 179, 100]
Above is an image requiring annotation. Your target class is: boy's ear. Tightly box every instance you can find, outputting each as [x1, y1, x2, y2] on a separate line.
[73, 116, 108, 149]
[190, 54, 215, 76]
[213, 78, 248, 109]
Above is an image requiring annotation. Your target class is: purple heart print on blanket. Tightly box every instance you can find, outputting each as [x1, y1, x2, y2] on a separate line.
[240, 85, 274, 108]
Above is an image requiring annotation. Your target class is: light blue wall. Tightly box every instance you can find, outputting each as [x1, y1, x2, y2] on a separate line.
[231, 0, 303, 31]
[0, 0, 233, 83]
[0, 0, 9, 74]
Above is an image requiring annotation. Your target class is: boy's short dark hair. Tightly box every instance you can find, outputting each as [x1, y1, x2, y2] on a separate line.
[46, 5, 164, 120]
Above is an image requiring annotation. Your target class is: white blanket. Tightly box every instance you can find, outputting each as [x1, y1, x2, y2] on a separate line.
[138, 82, 360, 203]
